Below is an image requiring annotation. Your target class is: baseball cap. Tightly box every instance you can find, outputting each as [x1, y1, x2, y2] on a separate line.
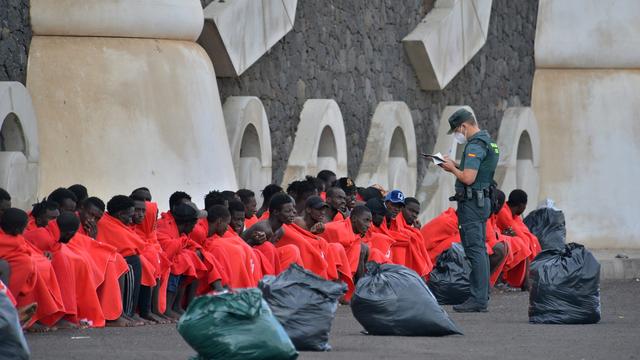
[447, 108, 474, 134]
[384, 190, 405, 204]
[305, 195, 329, 210]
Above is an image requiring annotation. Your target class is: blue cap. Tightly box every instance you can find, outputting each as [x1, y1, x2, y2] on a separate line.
[384, 190, 405, 204]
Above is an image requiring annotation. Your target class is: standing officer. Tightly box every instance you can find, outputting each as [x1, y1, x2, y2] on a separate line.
[440, 109, 499, 312]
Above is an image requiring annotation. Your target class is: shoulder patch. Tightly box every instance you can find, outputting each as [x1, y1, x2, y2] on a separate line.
[467, 153, 477, 158]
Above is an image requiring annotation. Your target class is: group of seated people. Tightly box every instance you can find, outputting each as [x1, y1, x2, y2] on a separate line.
[0, 169, 540, 332]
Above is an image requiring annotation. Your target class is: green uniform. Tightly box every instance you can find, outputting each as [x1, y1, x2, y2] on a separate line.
[455, 130, 499, 306]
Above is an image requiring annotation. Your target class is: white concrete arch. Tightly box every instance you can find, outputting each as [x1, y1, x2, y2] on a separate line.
[495, 107, 541, 215]
[417, 105, 475, 224]
[223, 96, 273, 197]
[0, 82, 39, 210]
[281, 99, 347, 187]
[30, 0, 204, 41]
[356, 101, 417, 196]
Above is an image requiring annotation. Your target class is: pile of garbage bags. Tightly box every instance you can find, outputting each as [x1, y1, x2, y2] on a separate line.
[351, 262, 462, 336]
[524, 207, 567, 251]
[260, 264, 346, 351]
[529, 243, 601, 324]
[428, 243, 471, 305]
[177, 288, 298, 360]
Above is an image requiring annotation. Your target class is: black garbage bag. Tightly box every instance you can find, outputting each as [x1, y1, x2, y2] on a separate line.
[428, 243, 471, 305]
[529, 243, 601, 324]
[524, 208, 566, 250]
[259, 264, 347, 351]
[351, 262, 462, 336]
[177, 288, 298, 360]
[0, 290, 30, 360]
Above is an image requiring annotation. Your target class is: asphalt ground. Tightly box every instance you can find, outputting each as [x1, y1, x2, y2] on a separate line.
[26, 280, 640, 360]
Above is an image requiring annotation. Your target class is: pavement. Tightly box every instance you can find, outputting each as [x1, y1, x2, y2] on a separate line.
[26, 280, 640, 360]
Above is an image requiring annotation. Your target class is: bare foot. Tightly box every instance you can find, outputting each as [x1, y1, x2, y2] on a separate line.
[19, 303, 38, 328]
[153, 311, 175, 323]
[164, 309, 182, 321]
[55, 319, 79, 329]
[127, 314, 146, 326]
[106, 316, 134, 328]
[27, 322, 56, 333]
[138, 313, 158, 325]
[145, 312, 170, 324]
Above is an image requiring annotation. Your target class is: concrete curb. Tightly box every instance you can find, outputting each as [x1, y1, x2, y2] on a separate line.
[592, 250, 640, 280]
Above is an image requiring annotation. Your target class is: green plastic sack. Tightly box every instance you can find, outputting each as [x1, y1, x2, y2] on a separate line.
[177, 289, 298, 360]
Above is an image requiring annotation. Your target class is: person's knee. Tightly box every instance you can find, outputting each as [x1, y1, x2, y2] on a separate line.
[493, 242, 506, 260]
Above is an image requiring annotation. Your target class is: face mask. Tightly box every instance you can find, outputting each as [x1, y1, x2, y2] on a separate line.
[453, 131, 467, 144]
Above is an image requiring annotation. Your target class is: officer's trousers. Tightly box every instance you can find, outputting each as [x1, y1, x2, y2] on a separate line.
[456, 198, 491, 306]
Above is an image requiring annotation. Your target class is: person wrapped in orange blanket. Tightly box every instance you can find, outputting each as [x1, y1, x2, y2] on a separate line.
[0, 208, 66, 332]
[316, 197, 381, 280]
[97, 195, 162, 326]
[236, 189, 260, 229]
[390, 196, 434, 277]
[266, 193, 352, 294]
[156, 192, 224, 319]
[72, 197, 132, 327]
[130, 194, 173, 324]
[366, 192, 431, 279]
[495, 189, 541, 289]
[205, 205, 258, 288]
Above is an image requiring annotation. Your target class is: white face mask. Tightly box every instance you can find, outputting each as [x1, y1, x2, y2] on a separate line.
[453, 130, 467, 144]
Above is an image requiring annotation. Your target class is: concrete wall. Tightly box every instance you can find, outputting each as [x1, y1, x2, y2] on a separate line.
[217, 0, 539, 185]
[532, 0, 640, 249]
[27, 36, 238, 210]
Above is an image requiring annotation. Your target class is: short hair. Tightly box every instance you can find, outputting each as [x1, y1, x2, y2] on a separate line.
[130, 193, 147, 202]
[507, 189, 528, 206]
[261, 184, 283, 200]
[359, 187, 383, 202]
[107, 195, 135, 214]
[84, 197, 106, 212]
[365, 198, 387, 216]
[204, 190, 226, 209]
[269, 193, 294, 212]
[236, 189, 255, 204]
[326, 187, 344, 198]
[221, 191, 237, 202]
[172, 203, 198, 223]
[405, 197, 420, 207]
[287, 178, 315, 198]
[132, 187, 150, 193]
[0, 188, 10, 202]
[0, 208, 28, 234]
[317, 170, 336, 182]
[48, 187, 78, 205]
[350, 205, 371, 218]
[334, 177, 357, 195]
[31, 199, 60, 218]
[169, 191, 191, 210]
[68, 184, 88, 202]
[57, 211, 80, 233]
[228, 200, 245, 214]
[207, 205, 230, 223]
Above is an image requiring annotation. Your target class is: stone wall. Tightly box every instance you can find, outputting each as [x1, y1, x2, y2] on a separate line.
[0, 0, 30, 84]
[0, 0, 538, 188]
[217, 0, 538, 185]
